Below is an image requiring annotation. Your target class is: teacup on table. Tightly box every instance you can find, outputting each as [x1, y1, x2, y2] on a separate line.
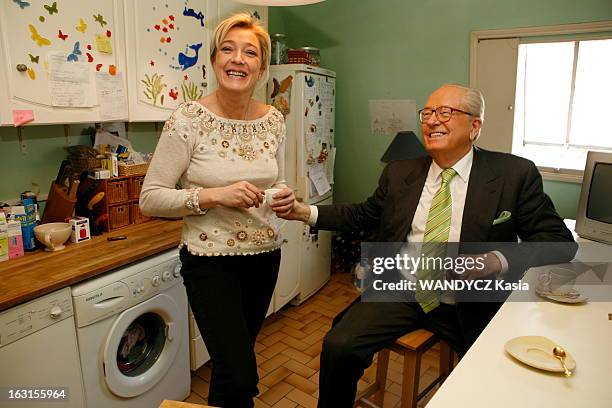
[538, 267, 577, 295]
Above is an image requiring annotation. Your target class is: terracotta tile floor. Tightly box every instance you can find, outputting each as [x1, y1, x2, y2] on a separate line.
[184, 273, 444, 408]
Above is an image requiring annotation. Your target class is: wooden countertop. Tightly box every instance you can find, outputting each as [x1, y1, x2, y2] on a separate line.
[0, 219, 183, 311]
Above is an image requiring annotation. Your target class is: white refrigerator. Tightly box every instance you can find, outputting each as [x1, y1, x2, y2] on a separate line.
[268, 64, 336, 306]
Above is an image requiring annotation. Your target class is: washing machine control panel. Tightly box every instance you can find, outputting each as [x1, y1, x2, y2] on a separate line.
[124, 258, 180, 300]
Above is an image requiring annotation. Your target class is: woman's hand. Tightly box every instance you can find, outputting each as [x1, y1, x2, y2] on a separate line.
[201, 181, 264, 209]
[268, 187, 295, 217]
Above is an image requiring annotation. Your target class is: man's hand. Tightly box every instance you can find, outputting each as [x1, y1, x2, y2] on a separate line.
[272, 196, 311, 222]
[447, 252, 502, 280]
[268, 188, 296, 217]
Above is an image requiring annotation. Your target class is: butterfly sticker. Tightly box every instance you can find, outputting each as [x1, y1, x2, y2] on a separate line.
[93, 13, 107, 27]
[44, 2, 58, 15]
[12, 0, 30, 9]
[57, 30, 68, 40]
[28, 24, 51, 46]
[76, 18, 87, 33]
[67, 41, 82, 62]
[28, 54, 39, 63]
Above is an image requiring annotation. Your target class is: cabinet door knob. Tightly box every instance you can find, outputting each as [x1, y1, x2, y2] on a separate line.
[17, 64, 28, 72]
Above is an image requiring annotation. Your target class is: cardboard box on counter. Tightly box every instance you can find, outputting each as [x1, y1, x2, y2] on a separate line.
[70, 216, 91, 243]
[7, 220, 24, 259]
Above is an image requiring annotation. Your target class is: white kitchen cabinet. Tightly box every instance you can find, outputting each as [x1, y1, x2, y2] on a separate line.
[124, 0, 211, 121]
[0, 0, 267, 125]
[121, 0, 268, 122]
[0, 0, 128, 125]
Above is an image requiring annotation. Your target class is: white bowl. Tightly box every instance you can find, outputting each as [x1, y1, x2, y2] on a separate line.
[34, 222, 72, 251]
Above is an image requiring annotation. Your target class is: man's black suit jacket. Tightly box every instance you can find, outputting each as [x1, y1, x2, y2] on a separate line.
[315, 147, 577, 345]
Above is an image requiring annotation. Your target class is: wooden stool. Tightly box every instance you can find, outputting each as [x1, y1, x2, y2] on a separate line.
[356, 329, 454, 408]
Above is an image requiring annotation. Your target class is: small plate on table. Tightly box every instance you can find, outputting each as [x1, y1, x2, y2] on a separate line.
[535, 287, 589, 304]
[505, 336, 576, 372]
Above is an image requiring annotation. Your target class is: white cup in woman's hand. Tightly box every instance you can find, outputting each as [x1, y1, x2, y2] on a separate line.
[264, 188, 283, 205]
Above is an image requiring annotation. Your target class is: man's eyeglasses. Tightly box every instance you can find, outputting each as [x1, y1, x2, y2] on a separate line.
[418, 106, 473, 123]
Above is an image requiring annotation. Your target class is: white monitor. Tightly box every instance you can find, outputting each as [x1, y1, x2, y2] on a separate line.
[575, 151, 612, 244]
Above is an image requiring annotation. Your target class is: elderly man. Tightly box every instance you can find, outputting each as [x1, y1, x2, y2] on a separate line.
[272, 84, 576, 407]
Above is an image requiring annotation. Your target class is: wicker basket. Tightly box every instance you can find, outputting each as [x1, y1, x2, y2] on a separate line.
[69, 157, 102, 175]
[118, 162, 149, 177]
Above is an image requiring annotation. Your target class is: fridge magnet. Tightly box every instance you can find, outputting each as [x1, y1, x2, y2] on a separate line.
[181, 80, 203, 101]
[251, 10, 261, 20]
[67, 41, 81, 62]
[29, 24, 51, 46]
[76, 18, 87, 33]
[27, 67, 36, 80]
[95, 63, 103, 71]
[141, 73, 167, 106]
[93, 13, 107, 28]
[87, 44, 91, 50]
[57, 30, 68, 40]
[149, 60, 155, 66]
[28, 54, 39, 63]
[95, 34, 112, 54]
[13, 0, 30, 9]
[86, 52, 93, 63]
[305, 75, 315, 87]
[43, 2, 58, 15]
[106, 30, 111, 37]
[168, 89, 178, 100]
[108, 64, 117, 76]
[39, 16, 45, 22]
[183, 6, 205, 27]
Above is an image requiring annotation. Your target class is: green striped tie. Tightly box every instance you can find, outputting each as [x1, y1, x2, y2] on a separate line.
[416, 168, 457, 313]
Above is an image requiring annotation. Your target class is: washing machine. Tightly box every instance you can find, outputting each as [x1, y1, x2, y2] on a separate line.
[71, 248, 190, 408]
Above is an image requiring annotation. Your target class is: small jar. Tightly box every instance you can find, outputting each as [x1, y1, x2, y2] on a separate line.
[270, 33, 288, 65]
[300, 46, 320, 66]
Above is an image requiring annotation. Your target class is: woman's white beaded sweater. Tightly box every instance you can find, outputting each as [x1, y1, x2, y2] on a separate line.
[140, 101, 287, 256]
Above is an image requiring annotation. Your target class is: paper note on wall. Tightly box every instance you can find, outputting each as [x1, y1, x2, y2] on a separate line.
[369, 99, 416, 136]
[95, 72, 127, 121]
[12, 110, 35, 127]
[47, 52, 96, 107]
[309, 163, 331, 196]
[95, 34, 113, 54]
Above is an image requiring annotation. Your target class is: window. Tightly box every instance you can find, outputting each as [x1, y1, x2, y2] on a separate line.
[470, 21, 612, 182]
[512, 38, 612, 171]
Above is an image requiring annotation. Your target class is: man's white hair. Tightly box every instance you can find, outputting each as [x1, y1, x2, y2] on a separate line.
[441, 83, 485, 141]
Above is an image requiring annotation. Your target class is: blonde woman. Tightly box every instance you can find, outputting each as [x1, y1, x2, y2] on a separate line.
[140, 13, 295, 407]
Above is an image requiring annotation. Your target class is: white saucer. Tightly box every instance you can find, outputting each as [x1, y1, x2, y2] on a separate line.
[535, 287, 588, 304]
[505, 336, 576, 372]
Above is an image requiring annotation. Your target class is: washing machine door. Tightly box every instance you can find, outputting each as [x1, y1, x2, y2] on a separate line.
[103, 293, 183, 397]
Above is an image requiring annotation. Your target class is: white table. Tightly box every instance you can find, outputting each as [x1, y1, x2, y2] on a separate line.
[426, 261, 612, 407]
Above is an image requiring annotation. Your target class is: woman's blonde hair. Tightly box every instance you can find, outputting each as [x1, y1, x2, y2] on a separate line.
[210, 13, 271, 84]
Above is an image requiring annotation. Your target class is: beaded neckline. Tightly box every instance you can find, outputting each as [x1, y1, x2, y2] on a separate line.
[189, 100, 276, 124]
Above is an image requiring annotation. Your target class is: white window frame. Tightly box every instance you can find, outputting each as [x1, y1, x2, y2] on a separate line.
[470, 21, 612, 184]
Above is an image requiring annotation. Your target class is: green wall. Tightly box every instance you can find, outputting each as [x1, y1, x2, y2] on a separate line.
[269, 0, 612, 219]
[0, 123, 159, 203]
